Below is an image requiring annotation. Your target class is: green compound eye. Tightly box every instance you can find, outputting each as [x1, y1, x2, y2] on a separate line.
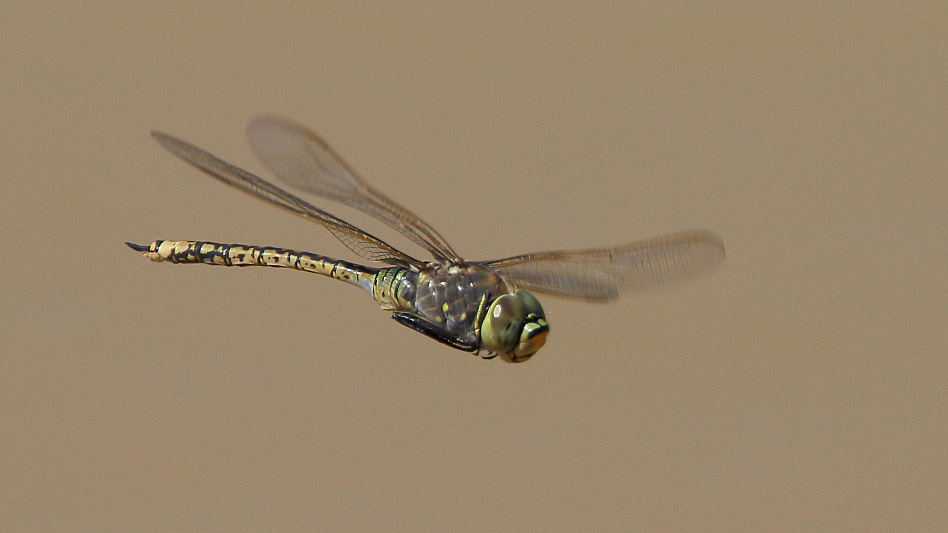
[480, 290, 549, 363]
[514, 289, 543, 317]
[509, 290, 548, 362]
[481, 294, 525, 355]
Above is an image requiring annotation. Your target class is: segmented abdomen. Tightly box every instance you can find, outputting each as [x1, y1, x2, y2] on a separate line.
[372, 267, 417, 311]
[135, 240, 373, 287]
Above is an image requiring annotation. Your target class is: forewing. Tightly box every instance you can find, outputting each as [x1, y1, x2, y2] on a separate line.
[151, 131, 424, 268]
[246, 116, 461, 262]
[487, 230, 725, 301]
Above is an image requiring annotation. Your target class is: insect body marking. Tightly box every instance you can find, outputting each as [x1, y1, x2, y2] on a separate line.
[133, 240, 374, 289]
[372, 267, 416, 311]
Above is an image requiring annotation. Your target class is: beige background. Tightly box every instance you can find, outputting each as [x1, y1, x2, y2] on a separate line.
[2, 3, 945, 530]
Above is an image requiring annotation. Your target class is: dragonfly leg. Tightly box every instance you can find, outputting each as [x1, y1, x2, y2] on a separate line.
[391, 313, 479, 353]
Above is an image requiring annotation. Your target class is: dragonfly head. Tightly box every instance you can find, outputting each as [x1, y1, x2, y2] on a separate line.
[479, 290, 549, 362]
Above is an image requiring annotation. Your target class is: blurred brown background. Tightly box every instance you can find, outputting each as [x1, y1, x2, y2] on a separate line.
[1, 3, 944, 530]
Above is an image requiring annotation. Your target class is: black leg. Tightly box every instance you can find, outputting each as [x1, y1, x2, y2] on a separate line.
[391, 313, 479, 352]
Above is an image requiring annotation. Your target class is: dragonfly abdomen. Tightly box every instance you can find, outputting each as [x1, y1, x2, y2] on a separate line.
[372, 267, 417, 312]
[127, 240, 375, 288]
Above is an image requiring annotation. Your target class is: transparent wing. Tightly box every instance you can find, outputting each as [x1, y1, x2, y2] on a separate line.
[151, 132, 424, 268]
[246, 116, 461, 263]
[486, 230, 725, 301]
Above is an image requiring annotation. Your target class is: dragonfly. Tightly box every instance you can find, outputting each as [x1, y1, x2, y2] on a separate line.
[128, 117, 725, 362]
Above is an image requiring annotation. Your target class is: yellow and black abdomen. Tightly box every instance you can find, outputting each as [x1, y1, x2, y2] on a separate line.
[128, 240, 376, 288]
[371, 267, 417, 312]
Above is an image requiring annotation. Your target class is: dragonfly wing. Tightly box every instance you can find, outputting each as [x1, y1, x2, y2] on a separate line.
[151, 131, 424, 268]
[247, 116, 461, 263]
[487, 230, 725, 301]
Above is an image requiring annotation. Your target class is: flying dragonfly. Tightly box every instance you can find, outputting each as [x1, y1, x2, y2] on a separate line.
[128, 117, 724, 362]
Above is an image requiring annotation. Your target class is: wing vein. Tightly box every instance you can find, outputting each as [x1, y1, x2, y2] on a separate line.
[151, 131, 423, 268]
[487, 230, 725, 301]
[246, 117, 461, 262]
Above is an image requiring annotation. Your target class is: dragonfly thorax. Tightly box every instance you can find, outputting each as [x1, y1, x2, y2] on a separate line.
[413, 263, 507, 338]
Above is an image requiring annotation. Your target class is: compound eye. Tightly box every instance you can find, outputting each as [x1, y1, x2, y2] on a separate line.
[513, 289, 544, 318]
[481, 294, 526, 354]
